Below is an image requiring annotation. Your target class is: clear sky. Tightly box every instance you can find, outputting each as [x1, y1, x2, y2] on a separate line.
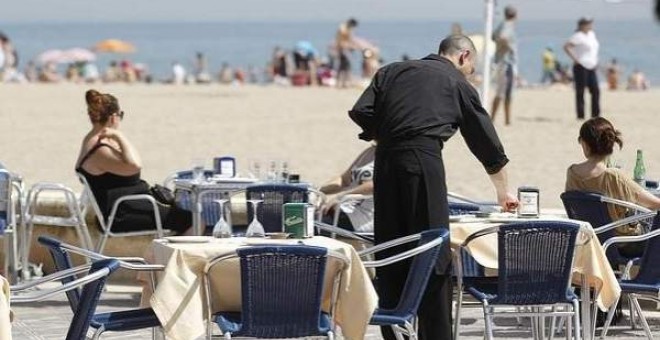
[0, 0, 654, 23]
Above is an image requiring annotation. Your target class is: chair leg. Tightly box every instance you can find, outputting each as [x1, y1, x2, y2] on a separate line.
[327, 330, 335, 340]
[628, 294, 637, 330]
[600, 296, 620, 339]
[572, 300, 582, 340]
[405, 321, 418, 340]
[482, 303, 494, 340]
[91, 326, 104, 340]
[453, 289, 463, 340]
[630, 295, 653, 340]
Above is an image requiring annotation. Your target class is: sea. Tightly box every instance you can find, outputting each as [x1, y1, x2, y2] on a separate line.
[2, 19, 659, 84]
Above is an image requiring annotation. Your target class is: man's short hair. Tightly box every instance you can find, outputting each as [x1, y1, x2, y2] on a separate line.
[438, 35, 476, 56]
[347, 18, 359, 27]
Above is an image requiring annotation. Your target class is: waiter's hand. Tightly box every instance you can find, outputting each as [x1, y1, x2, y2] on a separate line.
[498, 192, 519, 213]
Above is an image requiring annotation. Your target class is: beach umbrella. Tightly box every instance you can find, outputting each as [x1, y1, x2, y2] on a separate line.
[93, 39, 136, 53]
[64, 48, 96, 62]
[37, 49, 67, 64]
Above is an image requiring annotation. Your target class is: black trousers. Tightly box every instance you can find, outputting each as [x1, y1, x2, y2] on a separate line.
[374, 140, 452, 340]
[573, 63, 600, 119]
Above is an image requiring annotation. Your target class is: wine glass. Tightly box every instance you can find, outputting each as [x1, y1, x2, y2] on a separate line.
[212, 199, 232, 238]
[248, 159, 261, 180]
[245, 199, 265, 237]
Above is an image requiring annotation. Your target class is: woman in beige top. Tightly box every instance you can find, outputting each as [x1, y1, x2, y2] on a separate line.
[566, 117, 660, 255]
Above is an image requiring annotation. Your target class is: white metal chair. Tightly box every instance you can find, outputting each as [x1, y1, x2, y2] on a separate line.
[23, 179, 93, 280]
[76, 173, 170, 254]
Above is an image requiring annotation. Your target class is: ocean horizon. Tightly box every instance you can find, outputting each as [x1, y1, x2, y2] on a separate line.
[2, 19, 659, 84]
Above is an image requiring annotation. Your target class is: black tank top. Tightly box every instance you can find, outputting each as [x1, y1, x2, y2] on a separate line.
[76, 143, 143, 214]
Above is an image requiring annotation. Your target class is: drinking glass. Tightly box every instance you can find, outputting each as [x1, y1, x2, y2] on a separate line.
[248, 159, 261, 180]
[212, 199, 232, 238]
[267, 160, 278, 182]
[191, 158, 205, 183]
[245, 199, 265, 237]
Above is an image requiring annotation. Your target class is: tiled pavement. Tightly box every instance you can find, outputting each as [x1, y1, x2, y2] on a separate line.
[10, 283, 660, 339]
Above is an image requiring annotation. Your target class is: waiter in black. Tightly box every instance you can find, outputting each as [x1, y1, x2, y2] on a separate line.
[349, 35, 518, 340]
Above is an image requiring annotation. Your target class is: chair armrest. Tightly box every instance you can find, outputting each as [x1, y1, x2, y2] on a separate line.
[11, 266, 112, 303]
[622, 258, 640, 280]
[361, 234, 445, 268]
[315, 221, 374, 244]
[593, 211, 656, 235]
[357, 233, 421, 258]
[602, 227, 660, 252]
[59, 243, 165, 272]
[10, 264, 91, 291]
[106, 194, 163, 234]
[600, 196, 654, 214]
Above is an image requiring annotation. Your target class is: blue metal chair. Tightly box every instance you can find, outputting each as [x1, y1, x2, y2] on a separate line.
[357, 228, 449, 339]
[246, 183, 313, 233]
[448, 201, 481, 216]
[11, 258, 121, 340]
[601, 212, 660, 340]
[37, 235, 164, 339]
[561, 190, 655, 268]
[0, 169, 23, 283]
[204, 245, 349, 339]
[461, 221, 582, 340]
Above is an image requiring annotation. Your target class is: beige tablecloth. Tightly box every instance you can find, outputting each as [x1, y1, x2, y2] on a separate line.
[145, 236, 377, 340]
[451, 217, 621, 310]
[1, 275, 10, 340]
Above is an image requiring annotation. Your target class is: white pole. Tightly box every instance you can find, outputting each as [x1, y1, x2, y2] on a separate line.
[482, 0, 495, 104]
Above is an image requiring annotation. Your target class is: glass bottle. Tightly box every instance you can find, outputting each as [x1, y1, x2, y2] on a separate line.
[633, 149, 646, 186]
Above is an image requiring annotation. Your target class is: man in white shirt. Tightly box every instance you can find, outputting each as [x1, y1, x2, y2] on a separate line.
[564, 17, 600, 119]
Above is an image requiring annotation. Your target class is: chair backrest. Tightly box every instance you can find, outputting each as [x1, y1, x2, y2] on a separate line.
[493, 221, 580, 305]
[631, 212, 660, 284]
[65, 258, 120, 340]
[235, 245, 329, 338]
[38, 235, 81, 312]
[246, 184, 309, 233]
[394, 228, 448, 318]
[560, 190, 625, 263]
[77, 172, 107, 229]
[448, 202, 480, 216]
[0, 170, 11, 235]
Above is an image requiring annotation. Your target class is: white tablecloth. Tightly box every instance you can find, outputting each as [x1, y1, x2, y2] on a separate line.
[145, 236, 377, 340]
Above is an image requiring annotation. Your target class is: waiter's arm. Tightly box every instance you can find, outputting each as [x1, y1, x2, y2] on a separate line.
[457, 81, 519, 211]
[349, 68, 385, 141]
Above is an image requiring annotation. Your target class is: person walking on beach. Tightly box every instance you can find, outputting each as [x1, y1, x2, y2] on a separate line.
[336, 18, 359, 88]
[541, 47, 556, 84]
[490, 6, 518, 126]
[564, 17, 600, 119]
[349, 34, 519, 340]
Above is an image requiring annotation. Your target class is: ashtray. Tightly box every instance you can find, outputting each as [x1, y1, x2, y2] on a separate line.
[265, 232, 292, 239]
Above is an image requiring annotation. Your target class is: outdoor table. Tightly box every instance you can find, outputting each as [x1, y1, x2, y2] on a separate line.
[143, 236, 377, 340]
[0, 275, 10, 340]
[174, 177, 257, 235]
[451, 214, 621, 340]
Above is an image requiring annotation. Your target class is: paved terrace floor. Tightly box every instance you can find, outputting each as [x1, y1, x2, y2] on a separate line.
[10, 283, 660, 339]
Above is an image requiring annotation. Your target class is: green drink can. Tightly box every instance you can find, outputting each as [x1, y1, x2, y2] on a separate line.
[282, 203, 315, 238]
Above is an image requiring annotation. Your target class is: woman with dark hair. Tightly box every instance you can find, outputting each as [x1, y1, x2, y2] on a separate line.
[566, 117, 660, 255]
[75, 89, 191, 235]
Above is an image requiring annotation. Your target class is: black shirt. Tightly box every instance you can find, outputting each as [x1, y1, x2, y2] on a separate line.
[349, 54, 509, 174]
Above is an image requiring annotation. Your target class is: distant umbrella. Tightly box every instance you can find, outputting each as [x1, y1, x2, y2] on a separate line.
[93, 39, 136, 53]
[38, 48, 96, 64]
[65, 48, 96, 62]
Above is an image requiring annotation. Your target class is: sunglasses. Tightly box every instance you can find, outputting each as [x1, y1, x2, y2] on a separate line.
[114, 111, 125, 120]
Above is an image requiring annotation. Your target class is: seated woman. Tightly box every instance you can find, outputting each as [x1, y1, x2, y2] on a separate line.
[319, 144, 375, 232]
[566, 117, 660, 256]
[76, 89, 191, 235]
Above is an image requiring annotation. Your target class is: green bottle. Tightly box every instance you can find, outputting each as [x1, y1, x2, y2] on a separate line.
[633, 149, 646, 186]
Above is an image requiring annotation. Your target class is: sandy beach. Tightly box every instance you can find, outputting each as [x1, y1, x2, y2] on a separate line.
[1, 83, 659, 209]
